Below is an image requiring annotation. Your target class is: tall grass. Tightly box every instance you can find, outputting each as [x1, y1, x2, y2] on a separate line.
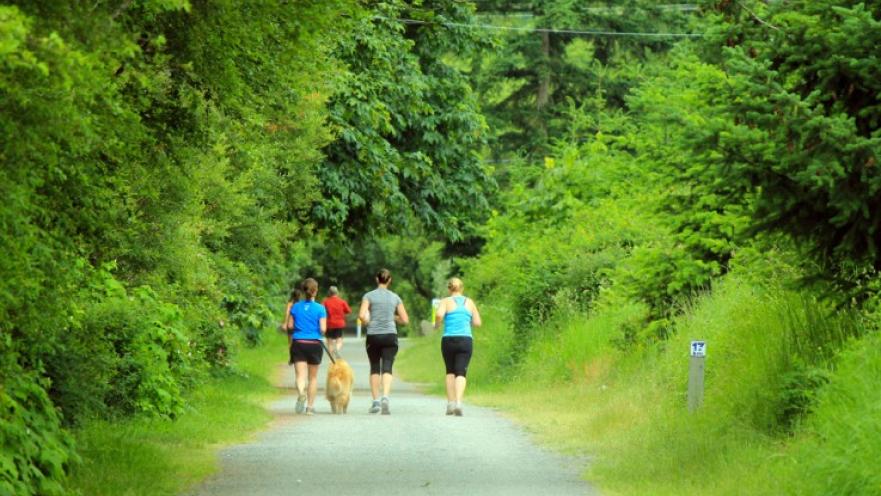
[64, 330, 287, 496]
[791, 331, 881, 495]
[399, 273, 879, 495]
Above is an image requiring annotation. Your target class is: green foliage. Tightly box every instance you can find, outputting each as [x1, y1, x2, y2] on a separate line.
[41, 266, 201, 423]
[611, 48, 750, 315]
[698, 1, 881, 296]
[1, 340, 77, 496]
[472, 0, 694, 157]
[1, 1, 354, 492]
[793, 330, 881, 495]
[301, 229, 447, 328]
[64, 330, 287, 496]
[318, 0, 495, 242]
[6, 0, 881, 493]
[402, 266, 878, 495]
[463, 118, 662, 357]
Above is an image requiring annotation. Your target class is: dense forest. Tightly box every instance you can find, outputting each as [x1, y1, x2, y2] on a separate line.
[2, 1, 880, 495]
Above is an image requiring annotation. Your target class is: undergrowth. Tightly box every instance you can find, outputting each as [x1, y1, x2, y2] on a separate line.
[399, 272, 880, 495]
[63, 330, 286, 496]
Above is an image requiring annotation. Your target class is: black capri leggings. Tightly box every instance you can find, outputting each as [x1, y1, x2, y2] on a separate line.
[365, 333, 399, 375]
[441, 336, 473, 378]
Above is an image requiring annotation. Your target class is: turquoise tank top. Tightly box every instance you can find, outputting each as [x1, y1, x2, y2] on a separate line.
[443, 296, 472, 338]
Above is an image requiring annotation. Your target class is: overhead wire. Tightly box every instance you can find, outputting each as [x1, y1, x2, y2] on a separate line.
[380, 16, 705, 38]
[376, 2, 785, 39]
[478, 4, 700, 16]
[736, 1, 782, 32]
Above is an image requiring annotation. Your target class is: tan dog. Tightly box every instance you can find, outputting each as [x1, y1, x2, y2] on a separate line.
[325, 358, 354, 414]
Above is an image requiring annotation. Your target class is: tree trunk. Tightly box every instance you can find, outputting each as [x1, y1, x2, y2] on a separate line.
[537, 30, 551, 110]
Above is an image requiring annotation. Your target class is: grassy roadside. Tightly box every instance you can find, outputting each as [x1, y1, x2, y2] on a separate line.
[397, 331, 787, 495]
[397, 281, 881, 496]
[64, 329, 288, 496]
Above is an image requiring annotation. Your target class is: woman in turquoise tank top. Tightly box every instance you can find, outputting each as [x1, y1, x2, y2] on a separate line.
[435, 277, 482, 416]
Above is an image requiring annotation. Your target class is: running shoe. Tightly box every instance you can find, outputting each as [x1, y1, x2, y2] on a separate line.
[453, 406, 463, 417]
[295, 394, 306, 414]
[305, 407, 315, 416]
[381, 397, 390, 415]
[446, 403, 455, 416]
[368, 400, 381, 414]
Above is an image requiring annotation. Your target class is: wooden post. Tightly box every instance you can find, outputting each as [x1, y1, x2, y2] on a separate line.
[688, 341, 706, 412]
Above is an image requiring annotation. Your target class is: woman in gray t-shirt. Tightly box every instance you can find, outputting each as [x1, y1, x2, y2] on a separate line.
[359, 268, 409, 414]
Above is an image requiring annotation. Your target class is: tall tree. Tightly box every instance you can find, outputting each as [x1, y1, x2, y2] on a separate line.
[698, 0, 881, 297]
[315, 0, 496, 243]
[472, 0, 695, 157]
[0, 2, 355, 493]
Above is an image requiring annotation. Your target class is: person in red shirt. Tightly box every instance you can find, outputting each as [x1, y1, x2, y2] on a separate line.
[322, 286, 351, 357]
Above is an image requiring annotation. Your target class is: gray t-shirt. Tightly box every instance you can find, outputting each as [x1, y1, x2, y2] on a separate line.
[363, 288, 403, 335]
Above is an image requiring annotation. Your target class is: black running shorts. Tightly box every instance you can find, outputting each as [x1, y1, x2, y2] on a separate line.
[441, 336, 473, 377]
[290, 340, 323, 365]
[365, 333, 398, 375]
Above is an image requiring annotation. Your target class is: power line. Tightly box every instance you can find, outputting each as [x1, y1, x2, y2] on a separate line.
[478, 4, 700, 17]
[381, 17, 704, 38]
[737, 1, 782, 32]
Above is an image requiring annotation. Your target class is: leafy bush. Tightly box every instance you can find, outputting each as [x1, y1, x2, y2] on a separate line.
[105, 286, 195, 418]
[1, 346, 77, 496]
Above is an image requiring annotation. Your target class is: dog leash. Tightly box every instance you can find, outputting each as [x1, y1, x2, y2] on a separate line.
[320, 340, 337, 364]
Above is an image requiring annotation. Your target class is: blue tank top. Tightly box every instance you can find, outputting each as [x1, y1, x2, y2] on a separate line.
[443, 296, 472, 338]
[291, 300, 327, 340]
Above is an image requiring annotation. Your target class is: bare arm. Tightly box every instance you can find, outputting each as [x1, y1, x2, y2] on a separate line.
[467, 299, 482, 327]
[284, 302, 293, 330]
[320, 317, 327, 335]
[395, 302, 409, 326]
[284, 302, 294, 347]
[434, 298, 449, 329]
[358, 298, 370, 324]
[288, 315, 296, 347]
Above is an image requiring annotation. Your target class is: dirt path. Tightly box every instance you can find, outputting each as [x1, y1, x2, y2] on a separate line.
[188, 338, 596, 496]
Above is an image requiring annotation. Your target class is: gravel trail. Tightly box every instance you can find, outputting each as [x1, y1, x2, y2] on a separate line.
[188, 338, 596, 496]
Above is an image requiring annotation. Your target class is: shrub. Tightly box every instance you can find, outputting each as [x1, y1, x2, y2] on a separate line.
[1, 346, 77, 496]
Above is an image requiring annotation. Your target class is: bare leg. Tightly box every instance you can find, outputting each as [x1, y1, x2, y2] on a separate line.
[445, 374, 456, 402]
[370, 373, 381, 400]
[336, 338, 343, 353]
[294, 362, 307, 396]
[381, 372, 393, 397]
[307, 364, 319, 407]
[455, 376, 467, 404]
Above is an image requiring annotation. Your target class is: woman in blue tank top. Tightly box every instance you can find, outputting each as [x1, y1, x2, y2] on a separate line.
[435, 277, 482, 416]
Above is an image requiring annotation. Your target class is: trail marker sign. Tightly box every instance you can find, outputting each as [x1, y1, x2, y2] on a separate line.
[688, 340, 706, 412]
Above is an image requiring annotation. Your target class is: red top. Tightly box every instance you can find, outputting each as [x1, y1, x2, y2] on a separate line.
[322, 295, 351, 330]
